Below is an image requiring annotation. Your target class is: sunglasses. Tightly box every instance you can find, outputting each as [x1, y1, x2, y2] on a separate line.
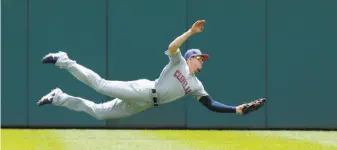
[194, 56, 204, 62]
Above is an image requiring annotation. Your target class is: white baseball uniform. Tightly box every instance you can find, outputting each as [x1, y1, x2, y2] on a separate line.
[51, 50, 208, 120]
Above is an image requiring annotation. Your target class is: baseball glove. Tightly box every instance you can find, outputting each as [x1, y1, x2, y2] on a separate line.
[242, 98, 267, 115]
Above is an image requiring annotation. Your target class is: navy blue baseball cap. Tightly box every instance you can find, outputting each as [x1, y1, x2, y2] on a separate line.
[184, 49, 209, 61]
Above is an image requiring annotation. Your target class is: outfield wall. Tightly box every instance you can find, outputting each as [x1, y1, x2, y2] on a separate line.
[2, 0, 337, 129]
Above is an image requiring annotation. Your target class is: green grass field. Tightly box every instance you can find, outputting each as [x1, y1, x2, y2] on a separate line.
[2, 129, 337, 150]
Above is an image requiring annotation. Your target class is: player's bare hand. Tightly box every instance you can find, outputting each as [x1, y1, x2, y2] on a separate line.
[190, 20, 206, 34]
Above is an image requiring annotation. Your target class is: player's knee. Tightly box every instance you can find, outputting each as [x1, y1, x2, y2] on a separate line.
[94, 113, 107, 120]
[95, 114, 123, 120]
[95, 116, 106, 120]
[94, 113, 130, 120]
[94, 79, 107, 93]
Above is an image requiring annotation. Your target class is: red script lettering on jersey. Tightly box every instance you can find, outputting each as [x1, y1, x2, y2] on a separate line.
[173, 70, 192, 94]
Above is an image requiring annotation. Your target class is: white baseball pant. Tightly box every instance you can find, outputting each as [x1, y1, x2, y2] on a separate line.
[51, 52, 155, 120]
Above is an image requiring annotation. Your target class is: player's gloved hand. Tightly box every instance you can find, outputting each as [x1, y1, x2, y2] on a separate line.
[237, 98, 267, 115]
[190, 20, 206, 34]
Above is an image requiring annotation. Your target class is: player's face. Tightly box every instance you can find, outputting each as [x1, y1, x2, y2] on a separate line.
[192, 56, 204, 72]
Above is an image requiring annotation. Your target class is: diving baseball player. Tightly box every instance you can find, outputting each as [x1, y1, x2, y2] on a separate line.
[37, 20, 266, 120]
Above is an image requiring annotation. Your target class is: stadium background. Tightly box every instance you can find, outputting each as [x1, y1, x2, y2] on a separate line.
[2, 0, 337, 130]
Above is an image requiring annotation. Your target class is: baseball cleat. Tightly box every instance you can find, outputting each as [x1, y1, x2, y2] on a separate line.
[37, 88, 61, 106]
[41, 51, 67, 64]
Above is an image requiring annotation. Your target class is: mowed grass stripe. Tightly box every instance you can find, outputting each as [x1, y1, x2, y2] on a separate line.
[53, 129, 193, 150]
[1, 129, 65, 150]
[144, 130, 337, 150]
[251, 131, 337, 147]
[1, 129, 194, 150]
[2, 129, 337, 150]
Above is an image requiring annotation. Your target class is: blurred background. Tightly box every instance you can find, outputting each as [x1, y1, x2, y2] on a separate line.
[2, 0, 337, 130]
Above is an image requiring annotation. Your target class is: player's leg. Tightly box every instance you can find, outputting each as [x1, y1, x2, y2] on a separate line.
[37, 88, 152, 120]
[41, 51, 153, 102]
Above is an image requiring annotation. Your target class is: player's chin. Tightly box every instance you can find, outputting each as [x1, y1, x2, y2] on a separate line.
[197, 67, 202, 73]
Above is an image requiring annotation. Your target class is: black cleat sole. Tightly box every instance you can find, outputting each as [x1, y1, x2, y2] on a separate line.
[41, 56, 58, 64]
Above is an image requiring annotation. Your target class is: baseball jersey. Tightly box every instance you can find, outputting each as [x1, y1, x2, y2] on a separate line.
[154, 49, 209, 104]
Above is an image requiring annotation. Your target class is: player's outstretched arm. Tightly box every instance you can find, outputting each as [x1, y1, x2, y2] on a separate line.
[196, 95, 240, 114]
[168, 20, 206, 55]
[196, 95, 267, 115]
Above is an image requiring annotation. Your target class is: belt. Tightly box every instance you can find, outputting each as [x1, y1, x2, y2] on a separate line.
[151, 89, 158, 106]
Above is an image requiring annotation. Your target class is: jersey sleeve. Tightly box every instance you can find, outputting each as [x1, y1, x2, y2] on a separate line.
[164, 49, 185, 65]
[191, 81, 209, 97]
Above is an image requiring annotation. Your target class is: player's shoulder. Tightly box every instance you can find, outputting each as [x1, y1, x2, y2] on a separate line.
[193, 76, 205, 86]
